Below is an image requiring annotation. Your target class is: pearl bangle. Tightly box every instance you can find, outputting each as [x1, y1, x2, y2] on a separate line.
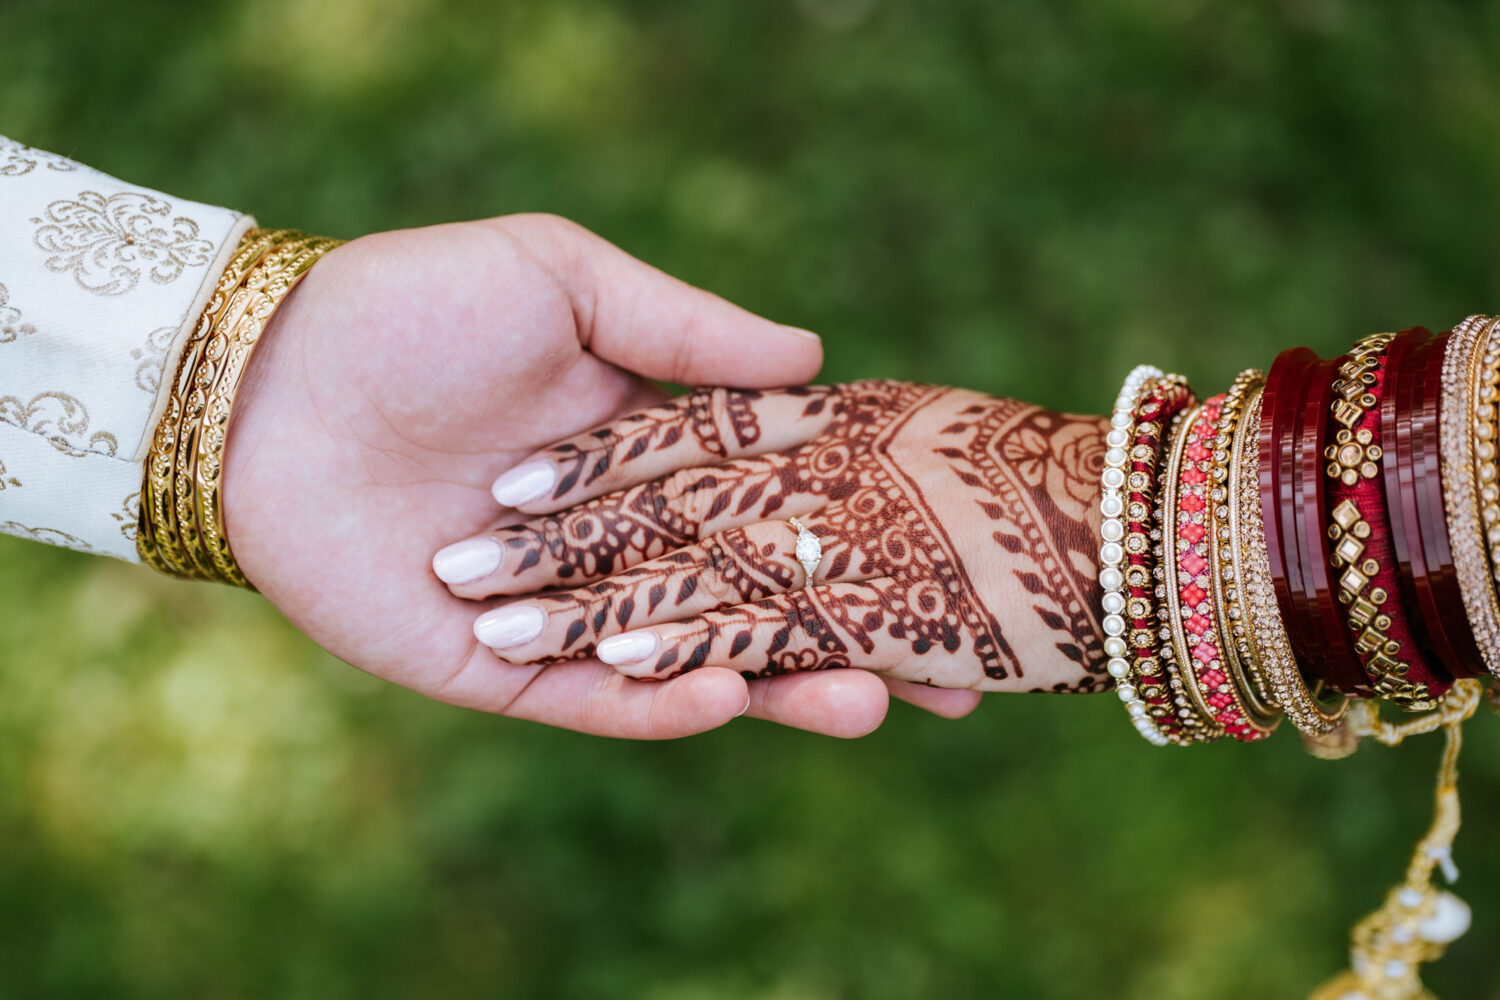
[1102, 365, 1181, 746]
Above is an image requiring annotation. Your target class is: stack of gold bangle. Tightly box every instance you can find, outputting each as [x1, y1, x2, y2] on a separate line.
[137, 228, 342, 587]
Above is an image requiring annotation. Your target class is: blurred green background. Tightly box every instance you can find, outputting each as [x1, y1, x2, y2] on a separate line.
[6, 0, 1500, 997]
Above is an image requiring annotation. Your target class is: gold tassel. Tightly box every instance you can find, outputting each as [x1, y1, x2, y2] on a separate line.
[1309, 680, 1482, 1000]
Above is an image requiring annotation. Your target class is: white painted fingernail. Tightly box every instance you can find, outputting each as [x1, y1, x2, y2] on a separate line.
[491, 461, 557, 507]
[432, 538, 503, 584]
[474, 605, 547, 649]
[597, 632, 660, 667]
[780, 325, 822, 343]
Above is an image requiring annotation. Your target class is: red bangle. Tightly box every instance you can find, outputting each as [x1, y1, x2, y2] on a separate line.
[1297, 355, 1375, 695]
[1323, 335, 1452, 707]
[1126, 377, 1198, 741]
[1261, 347, 1320, 678]
[1415, 334, 1487, 678]
[1383, 330, 1482, 681]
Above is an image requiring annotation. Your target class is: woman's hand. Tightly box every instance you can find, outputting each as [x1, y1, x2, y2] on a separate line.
[445, 381, 1111, 692]
[220, 216, 942, 738]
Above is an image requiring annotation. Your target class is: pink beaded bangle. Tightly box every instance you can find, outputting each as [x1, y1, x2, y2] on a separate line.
[1165, 398, 1270, 741]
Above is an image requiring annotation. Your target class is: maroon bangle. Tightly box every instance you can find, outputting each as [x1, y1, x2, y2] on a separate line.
[1380, 328, 1428, 652]
[1324, 336, 1452, 707]
[1262, 347, 1321, 677]
[1415, 335, 1487, 678]
[1126, 377, 1198, 741]
[1383, 330, 1481, 681]
[1298, 355, 1374, 695]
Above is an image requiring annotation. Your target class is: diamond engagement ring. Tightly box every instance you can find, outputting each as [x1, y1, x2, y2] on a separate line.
[788, 517, 822, 586]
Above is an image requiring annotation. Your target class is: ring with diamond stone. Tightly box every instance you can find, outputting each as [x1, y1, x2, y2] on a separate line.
[787, 517, 823, 587]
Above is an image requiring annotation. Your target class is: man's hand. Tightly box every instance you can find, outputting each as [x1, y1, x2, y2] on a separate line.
[220, 215, 978, 738]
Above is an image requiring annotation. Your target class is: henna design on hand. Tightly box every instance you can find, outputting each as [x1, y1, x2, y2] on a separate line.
[464, 381, 1109, 694]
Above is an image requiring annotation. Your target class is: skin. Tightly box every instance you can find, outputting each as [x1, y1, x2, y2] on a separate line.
[221, 214, 979, 740]
[447, 381, 1111, 693]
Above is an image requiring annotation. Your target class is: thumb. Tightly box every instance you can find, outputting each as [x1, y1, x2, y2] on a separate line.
[502, 213, 824, 387]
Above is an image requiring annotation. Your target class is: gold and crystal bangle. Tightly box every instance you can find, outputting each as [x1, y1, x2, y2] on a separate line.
[1474, 319, 1500, 656]
[1445, 314, 1500, 678]
[1235, 389, 1348, 736]
[138, 228, 342, 587]
[1324, 333, 1439, 709]
[1207, 369, 1281, 733]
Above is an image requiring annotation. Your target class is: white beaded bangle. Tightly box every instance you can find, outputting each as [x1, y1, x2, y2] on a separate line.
[1101, 364, 1172, 747]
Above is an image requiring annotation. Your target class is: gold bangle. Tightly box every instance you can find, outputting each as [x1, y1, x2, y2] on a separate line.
[194, 235, 340, 587]
[139, 228, 289, 576]
[1443, 314, 1500, 678]
[1236, 389, 1348, 735]
[170, 229, 297, 578]
[137, 228, 342, 586]
[1208, 369, 1281, 733]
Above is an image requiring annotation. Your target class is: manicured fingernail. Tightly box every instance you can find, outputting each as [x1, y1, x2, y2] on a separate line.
[473, 605, 546, 649]
[780, 325, 821, 343]
[491, 461, 557, 507]
[432, 537, 503, 585]
[597, 631, 660, 668]
[736, 693, 752, 718]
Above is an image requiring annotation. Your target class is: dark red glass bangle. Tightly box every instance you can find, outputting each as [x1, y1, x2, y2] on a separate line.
[1261, 347, 1321, 675]
[1415, 335, 1487, 678]
[1383, 330, 1481, 681]
[1380, 328, 1427, 650]
[1298, 355, 1374, 695]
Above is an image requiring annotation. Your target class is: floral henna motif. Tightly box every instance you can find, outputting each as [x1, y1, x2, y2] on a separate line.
[942, 403, 1109, 687]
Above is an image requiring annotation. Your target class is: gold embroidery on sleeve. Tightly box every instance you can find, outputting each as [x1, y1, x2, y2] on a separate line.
[131, 325, 177, 393]
[0, 391, 119, 458]
[0, 284, 34, 344]
[0, 457, 20, 491]
[32, 190, 213, 295]
[0, 522, 94, 551]
[111, 492, 141, 541]
[0, 137, 77, 176]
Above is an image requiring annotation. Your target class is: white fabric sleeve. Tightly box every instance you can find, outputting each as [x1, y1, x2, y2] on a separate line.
[0, 135, 256, 561]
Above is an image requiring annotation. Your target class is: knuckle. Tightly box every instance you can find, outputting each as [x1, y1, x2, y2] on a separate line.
[657, 467, 722, 535]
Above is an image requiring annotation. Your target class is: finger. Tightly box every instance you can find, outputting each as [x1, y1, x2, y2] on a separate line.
[595, 581, 906, 681]
[883, 678, 983, 719]
[445, 455, 829, 598]
[500, 213, 824, 386]
[431, 643, 752, 739]
[489, 385, 839, 512]
[743, 670, 891, 738]
[472, 511, 882, 661]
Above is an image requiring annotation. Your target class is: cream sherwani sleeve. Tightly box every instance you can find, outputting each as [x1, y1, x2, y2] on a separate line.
[0, 135, 255, 561]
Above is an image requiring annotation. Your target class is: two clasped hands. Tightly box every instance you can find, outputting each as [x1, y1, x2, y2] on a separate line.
[222, 214, 1108, 740]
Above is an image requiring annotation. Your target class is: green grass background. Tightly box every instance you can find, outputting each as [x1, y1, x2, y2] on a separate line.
[6, 1, 1500, 996]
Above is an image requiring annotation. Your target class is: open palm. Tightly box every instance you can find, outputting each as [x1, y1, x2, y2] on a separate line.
[219, 215, 978, 737]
